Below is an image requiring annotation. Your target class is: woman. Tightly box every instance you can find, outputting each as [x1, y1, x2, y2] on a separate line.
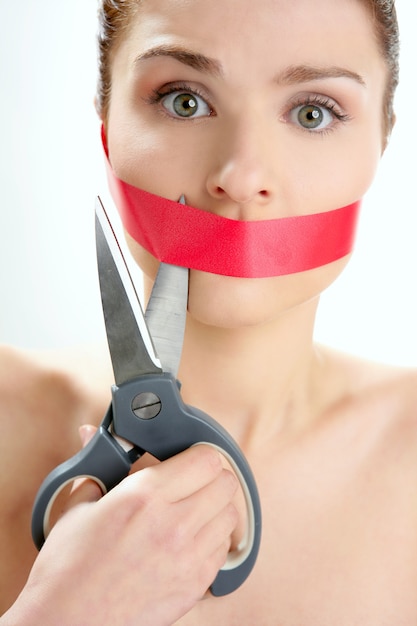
[3, 0, 417, 624]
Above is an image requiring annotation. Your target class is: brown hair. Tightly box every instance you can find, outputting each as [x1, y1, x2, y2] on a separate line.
[96, 0, 140, 121]
[96, 0, 399, 135]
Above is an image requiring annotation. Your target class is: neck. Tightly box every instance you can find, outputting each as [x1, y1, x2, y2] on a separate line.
[178, 298, 323, 450]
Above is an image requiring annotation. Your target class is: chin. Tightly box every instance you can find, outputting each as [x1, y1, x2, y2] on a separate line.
[187, 258, 350, 329]
[187, 271, 272, 328]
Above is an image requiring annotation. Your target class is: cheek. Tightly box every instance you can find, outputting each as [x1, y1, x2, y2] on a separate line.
[293, 120, 383, 212]
[107, 121, 170, 194]
[106, 86, 173, 193]
[333, 151, 380, 201]
[323, 130, 382, 204]
[106, 105, 205, 201]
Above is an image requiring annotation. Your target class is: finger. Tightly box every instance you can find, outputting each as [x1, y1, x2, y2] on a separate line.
[78, 424, 97, 447]
[176, 468, 238, 534]
[68, 477, 104, 506]
[132, 444, 226, 502]
[193, 503, 239, 590]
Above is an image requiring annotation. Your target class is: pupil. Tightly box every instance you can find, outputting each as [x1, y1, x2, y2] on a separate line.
[174, 94, 197, 117]
[300, 105, 323, 128]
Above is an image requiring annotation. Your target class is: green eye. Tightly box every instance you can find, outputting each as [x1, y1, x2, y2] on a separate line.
[288, 100, 338, 132]
[161, 90, 211, 118]
[173, 93, 198, 117]
[297, 104, 324, 129]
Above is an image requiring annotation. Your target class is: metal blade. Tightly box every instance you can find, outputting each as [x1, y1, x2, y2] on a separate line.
[95, 197, 162, 385]
[145, 263, 188, 378]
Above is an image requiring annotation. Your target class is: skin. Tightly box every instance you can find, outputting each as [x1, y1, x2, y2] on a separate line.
[2, 0, 417, 624]
[103, 2, 417, 622]
[106, 0, 384, 329]
[0, 346, 239, 625]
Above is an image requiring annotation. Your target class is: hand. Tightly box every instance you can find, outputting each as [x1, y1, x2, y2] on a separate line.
[2, 444, 238, 626]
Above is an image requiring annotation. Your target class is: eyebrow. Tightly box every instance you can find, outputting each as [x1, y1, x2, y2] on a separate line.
[277, 64, 366, 87]
[134, 45, 223, 77]
[134, 45, 365, 87]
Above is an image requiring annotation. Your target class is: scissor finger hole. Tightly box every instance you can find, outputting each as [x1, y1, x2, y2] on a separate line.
[193, 442, 255, 570]
[43, 475, 107, 540]
[219, 456, 248, 552]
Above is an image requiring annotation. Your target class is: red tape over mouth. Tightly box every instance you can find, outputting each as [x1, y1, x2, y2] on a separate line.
[103, 138, 360, 278]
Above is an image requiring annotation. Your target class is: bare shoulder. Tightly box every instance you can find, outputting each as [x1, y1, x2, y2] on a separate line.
[318, 343, 417, 402]
[0, 343, 111, 443]
[316, 343, 417, 457]
[0, 342, 112, 497]
[0, 343, 112, 614]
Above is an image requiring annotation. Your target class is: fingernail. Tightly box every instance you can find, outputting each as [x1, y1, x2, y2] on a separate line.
[78, 424, 95, 447]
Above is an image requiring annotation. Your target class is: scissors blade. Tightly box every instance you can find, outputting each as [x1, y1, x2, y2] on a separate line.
[145, 262, 188, 378]
[95, 196, 162, 385]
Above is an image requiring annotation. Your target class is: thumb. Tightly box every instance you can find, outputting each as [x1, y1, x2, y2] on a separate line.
[79, 424, 98, 448]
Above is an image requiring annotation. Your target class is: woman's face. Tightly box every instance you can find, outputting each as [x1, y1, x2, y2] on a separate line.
[105, 0, 387, 328]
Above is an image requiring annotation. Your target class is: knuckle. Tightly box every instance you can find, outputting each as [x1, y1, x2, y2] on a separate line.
[221, 468, 239, 494]
[163, 519, 189, 553]
[225, 502, 239, 529]
[195, 444, 223, 476]
[114, 470, 158, 516]
[198, 550, 226, 590]
[166, 541, 202, 589]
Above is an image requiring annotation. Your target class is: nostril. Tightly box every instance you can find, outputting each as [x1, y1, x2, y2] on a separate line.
[215, 186, 268, 200]
[214, 186, 226, 196]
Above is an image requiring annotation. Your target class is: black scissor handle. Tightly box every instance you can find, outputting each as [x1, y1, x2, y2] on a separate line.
[31, 406, 135, 550]
[31, 375, 262, 596]
[111, 373, 262, 596]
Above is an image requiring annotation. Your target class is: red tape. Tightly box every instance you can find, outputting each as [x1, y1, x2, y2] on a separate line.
[104, 150, 360, 278]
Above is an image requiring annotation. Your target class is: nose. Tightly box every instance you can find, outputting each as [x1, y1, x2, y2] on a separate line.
[206, 116, 276, 214]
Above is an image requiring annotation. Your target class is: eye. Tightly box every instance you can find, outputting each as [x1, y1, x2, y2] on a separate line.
[285, 95, 350, 133]
[161, 90, 212, 119]
[290, 102, 334, 131]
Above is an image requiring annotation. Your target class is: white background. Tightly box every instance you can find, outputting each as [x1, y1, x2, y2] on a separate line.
[0, 1, 416, 366]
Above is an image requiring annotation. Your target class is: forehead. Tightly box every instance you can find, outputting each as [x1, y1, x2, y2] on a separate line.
[108, 0, 387, 108]
[117, 0, 382, 71]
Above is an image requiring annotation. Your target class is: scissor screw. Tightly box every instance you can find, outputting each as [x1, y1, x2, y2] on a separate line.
[132, 392, 162, 420]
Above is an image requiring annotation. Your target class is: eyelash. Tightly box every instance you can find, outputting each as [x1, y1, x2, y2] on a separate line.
[286, 94, 351, 135]
[146, 82, 214, 118]
[145, 82, 351, 132]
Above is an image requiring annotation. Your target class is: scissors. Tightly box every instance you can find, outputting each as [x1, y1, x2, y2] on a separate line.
[31, 196, 262, 596]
